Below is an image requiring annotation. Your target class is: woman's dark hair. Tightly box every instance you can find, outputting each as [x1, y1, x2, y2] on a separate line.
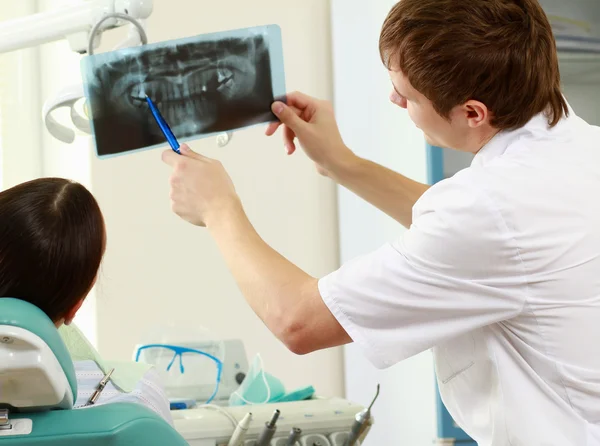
[0, 178, 106, 322]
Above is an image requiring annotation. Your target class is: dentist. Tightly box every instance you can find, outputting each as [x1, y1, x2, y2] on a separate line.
[162, 0, 600, 444]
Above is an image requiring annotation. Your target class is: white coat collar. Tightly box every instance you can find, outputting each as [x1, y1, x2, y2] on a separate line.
[471, 102, 574, 168]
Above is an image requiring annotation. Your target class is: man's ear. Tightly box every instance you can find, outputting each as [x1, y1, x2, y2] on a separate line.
[64, 299, 85, 326]
[463, 100, 491, 128]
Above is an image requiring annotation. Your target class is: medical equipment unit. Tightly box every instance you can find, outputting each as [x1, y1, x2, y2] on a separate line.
[0, 297, 375, 445]
[134, 335, 375, 445]
[0, 298, 188, 445]
[172, 398, 372, 446]
[332, 0, 600, 444]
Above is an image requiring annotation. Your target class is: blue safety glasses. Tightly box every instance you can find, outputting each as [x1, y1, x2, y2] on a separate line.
[134, 343, 223, 404]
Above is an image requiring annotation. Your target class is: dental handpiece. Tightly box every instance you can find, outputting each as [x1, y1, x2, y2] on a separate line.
[344, 384, 380, 446]
[286, 427, 302, 445]
[227, 412, 252, 446]
[256, 409, 280, 446]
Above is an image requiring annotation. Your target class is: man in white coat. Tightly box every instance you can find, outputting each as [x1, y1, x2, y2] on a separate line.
[163, 0, 600, 444]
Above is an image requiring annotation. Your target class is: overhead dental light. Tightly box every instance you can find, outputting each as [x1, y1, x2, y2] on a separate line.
[44, 10, 150, 144]
[0, 0, 153, 144]
[0, 0, 234, 148]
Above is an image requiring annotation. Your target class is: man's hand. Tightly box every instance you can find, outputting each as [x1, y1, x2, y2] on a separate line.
[161, 144, 241, 227]
[267, 91, 430, 227]
[161, 143, 351, 355]
[266, 91, 358, 178]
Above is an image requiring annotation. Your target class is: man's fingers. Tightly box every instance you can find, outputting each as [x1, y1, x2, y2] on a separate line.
[271, 101, 307, 134]
[265, 121, 281, 136]
[283, 125, 297, 155]
[179, 143, 209, 161]
[284, 91, 316, 110]
[163, 144, 212, 167]
[266, 104, 304, 137]
[161, 148, 180, 166]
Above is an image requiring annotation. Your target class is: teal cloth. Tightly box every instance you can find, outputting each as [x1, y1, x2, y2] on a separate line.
[58, 323, 153, 393]
[229, 353, 316, 406]
[274, 385, 315, 403]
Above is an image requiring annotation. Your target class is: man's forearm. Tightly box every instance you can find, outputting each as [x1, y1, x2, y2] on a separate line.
[206, 204, 349, 353]
[330, 155, 430, 228]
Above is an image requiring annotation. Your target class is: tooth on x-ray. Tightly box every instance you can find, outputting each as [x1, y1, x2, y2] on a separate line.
[81, 25, 286, 159]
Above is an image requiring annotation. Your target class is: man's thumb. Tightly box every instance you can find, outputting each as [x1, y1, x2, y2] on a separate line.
[271, 101, 305, 131]
[179, 143, 208, 161]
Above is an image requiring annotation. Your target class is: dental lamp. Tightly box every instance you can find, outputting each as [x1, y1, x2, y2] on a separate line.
[0, 0, 235, 148]
[0, 0, 152, 144]
[0, 0, 152, 55]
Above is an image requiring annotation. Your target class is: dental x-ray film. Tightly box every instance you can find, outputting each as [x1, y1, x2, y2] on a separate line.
[81, 24, 285, 158]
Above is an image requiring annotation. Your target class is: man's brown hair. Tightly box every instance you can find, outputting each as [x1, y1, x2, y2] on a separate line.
[379, 0, 569, 130]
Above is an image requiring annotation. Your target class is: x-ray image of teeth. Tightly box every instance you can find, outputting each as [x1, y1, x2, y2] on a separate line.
[81, 25, 286, 158]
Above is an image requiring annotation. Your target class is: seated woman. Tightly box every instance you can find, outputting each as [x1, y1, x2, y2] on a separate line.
[0, 177, 172, 425]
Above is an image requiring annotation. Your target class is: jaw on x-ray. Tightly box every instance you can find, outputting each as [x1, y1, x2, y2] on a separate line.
[81, 25, 285, 158]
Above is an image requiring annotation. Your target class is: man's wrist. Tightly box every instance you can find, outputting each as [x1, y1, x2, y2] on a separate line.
[205, 198, 247, 231]
[326, 150, 363, 183]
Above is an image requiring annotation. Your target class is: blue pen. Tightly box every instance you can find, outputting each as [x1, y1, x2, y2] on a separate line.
[145, 94, 181, 154]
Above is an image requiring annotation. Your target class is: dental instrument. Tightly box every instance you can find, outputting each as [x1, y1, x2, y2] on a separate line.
[145, 95, 181, 154]
[87, 367, 115, 405]
[170, 395, 373, 445]
[256, 409, 280, 446]
[343, 384, 380, 446]
[286, 427, 302, 445]
[227, 412, 253, 446]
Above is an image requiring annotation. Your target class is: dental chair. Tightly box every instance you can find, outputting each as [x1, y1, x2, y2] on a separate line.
[0, 298, 188, 445]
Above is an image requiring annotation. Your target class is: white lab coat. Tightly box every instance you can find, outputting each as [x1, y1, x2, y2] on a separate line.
[319, 105, 600, 445]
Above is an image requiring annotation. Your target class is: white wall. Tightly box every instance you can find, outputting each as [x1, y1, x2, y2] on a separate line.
[561, 57, 600, 125]
[37, 0, 98, 346]
[330, 1, 438, 445]
[0, 1, 42, 189]
[540, 0, 600, 38]
[37, 0, 344, 398]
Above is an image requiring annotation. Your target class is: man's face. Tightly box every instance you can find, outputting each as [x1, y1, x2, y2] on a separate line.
[388, 70, 471, 150]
